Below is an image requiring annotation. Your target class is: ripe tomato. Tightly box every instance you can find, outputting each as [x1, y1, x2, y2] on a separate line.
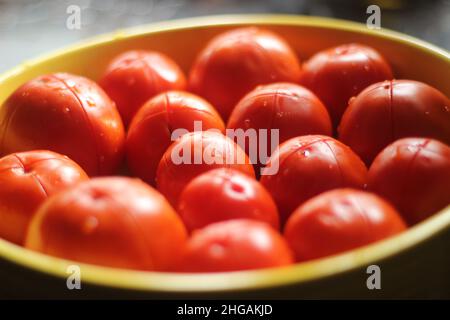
[126, 91, 225, 185]
[178, 219, 293, 272]
[368, 138, 450, 225]
[227, 82, 332, 175]
[260, 135, 368, 224]
[25, 177, 187, 271]
[99, 50, 186, 126]
[178, 168, 279, 232]
[189, 27, 301, 120]
[284, 189, 406, 262]
[0, 150, 88, 245]
[0, 73, 125, 176]
[156, 131, 255, 207]
[339, 80, 450, 165]
[299, 43, 393, 127]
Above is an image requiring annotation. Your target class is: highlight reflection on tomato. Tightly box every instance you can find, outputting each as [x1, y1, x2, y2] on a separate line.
[369, 138, 450, 225]
[0, 73, 125, 176]
[0, 150, 88, 245]
[260, 135, 368, 224]
[25, 177, 188, 271]
[178, 168, 279, 232]
[156, 131, 255, 207]
[178, 219, 293, 272]
[227, 83, 332, 174]
[284, 189, 406, 262]
[189, 27, 302, 120]
[339, 80, 450, 165]
[99, 50, 187, 126]
[299, 43, 393, 127]
[126, 91, 225, 185]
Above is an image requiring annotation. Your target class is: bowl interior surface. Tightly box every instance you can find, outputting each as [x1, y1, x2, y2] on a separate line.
[0, 14, 449, 294]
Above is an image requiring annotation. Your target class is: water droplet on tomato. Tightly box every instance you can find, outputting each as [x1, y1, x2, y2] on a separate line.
[66, 80, 76, 88]
[230, 182, 244, 193]
[210, 243, 226, 257]
[82, 216, 99, 234]
[86, 97, 96, 107]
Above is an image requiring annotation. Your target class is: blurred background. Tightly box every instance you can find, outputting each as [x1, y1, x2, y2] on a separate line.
[0, 0, 449, 72]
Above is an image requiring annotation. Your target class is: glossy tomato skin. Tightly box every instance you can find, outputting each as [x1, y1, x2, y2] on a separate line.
[99, 50, 187, 126]
[25, 177, 188, 271]
[339, 80, 450, 165]
[156, 131, 255, 207]
[284, 189, 406, 262]
[178, 168, 279, 232]
[178, 219, 293, 272]
[126, 91, 225, 185]
[0, 150, 88, 245]
[227, 83, 332, 174]
[0, 73, 125, 176]
[368, 138, 450, 225]
[189, 27, 302, 121]
[299, 43, 393, 127]
[260, 135, 368, 224]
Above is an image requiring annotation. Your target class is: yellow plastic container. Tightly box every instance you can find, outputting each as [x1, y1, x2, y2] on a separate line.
[0, 15, 449, 299]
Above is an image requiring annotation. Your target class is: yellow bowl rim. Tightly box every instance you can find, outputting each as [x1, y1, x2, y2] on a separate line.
[0, 14, 449, 294]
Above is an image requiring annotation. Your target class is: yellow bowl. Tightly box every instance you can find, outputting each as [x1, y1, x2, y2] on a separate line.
[0, 14, 449, 299]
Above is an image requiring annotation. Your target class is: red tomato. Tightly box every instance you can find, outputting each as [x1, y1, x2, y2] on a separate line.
[284, 188, 406, 262]
[260, 135, 368, 224]
[368, 138, 450, 225]
[25, 177, 187, 271]
[189, 27, 302, 120]
[99, 50, 186, 126]
[299, 43, 393, 127]
[178, 168, 279, 232]
[0, 73, 125, 176]
[178, 219, 293, 272]
[227, 82, 332, 174]
[156, 131, 255, 207]
[339, 80, 450, 165]
[0, 150, 88, 245]
[126, 91, 225, 185]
